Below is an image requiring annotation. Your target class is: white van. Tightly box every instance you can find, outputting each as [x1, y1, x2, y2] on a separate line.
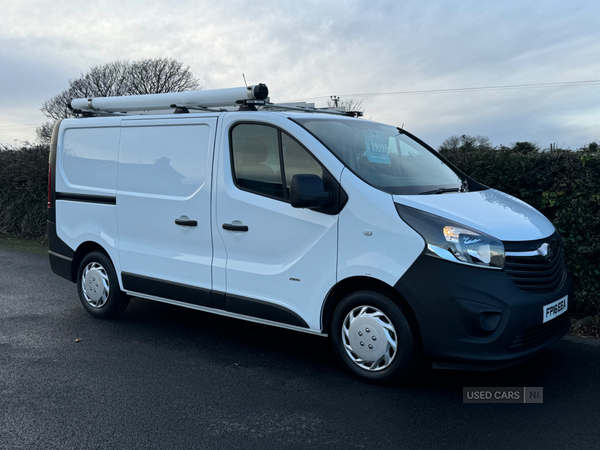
[48, 85, 573, 383]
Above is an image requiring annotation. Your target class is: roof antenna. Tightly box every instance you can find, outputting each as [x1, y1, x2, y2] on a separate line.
[242, 73, 248, 87]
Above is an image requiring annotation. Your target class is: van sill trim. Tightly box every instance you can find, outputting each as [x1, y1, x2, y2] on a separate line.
[125, 291, 327, 337]
[48, 250, 73, 262]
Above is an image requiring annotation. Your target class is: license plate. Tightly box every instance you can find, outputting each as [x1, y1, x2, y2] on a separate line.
[543, 295, 568, 323]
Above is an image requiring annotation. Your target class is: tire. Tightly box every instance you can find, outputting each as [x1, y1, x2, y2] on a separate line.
[331, 290, 418, 384]
[76, 251, 129, 319]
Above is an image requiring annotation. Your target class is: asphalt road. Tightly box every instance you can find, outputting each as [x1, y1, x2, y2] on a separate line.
[1, 246, 599, 450]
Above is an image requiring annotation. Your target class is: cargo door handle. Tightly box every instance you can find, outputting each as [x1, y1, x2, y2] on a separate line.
[222, 223, 248, 232]
[175, 218, 198, 227]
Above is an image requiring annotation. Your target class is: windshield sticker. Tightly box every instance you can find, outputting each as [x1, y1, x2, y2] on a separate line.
[365, 136, 391, 164]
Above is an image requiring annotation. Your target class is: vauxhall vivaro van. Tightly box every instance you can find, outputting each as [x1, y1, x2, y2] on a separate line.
[48, 84, 573, 383]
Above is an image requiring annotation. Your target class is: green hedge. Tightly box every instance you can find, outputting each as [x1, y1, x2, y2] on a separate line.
[441, 144, 600, 316]
[0, 144, 49, 239]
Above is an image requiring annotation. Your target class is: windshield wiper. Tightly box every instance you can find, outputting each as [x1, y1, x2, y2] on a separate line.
[419, 187, 461, 195]
[419, 180, 469, 195]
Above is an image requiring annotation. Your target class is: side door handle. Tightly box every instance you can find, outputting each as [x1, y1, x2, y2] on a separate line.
[222, 223, 248, 232]
[175, 218, 198, 227]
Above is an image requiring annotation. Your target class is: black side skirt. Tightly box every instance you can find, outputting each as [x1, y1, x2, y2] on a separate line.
[121, 273, 309, 329]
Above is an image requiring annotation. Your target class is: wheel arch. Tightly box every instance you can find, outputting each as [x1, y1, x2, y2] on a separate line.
[321, 276, 422, 340]
[71, 241, 111, 282]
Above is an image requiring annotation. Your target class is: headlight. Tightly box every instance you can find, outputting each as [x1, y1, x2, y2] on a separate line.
[396, 204, 505, 269]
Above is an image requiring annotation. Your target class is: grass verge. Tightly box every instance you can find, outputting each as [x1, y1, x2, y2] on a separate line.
[569, 316, 600, 339]
[0, 233, 48, 256]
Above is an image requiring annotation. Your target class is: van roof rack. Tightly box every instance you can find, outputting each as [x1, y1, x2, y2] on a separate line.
[69, 84, 363, 118]
[257, 100, 362, 118]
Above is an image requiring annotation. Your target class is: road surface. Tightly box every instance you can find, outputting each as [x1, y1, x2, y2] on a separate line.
[1, 246, 598, 449]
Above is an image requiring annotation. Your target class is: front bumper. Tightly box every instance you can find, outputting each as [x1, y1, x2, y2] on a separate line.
[394, 253, 574, 369]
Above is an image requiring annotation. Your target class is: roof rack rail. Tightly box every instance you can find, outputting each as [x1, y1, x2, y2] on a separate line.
[69, 84, 363, 118]
[259, 101, 363, 118]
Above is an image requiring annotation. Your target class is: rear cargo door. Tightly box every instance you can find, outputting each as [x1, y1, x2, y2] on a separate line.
[116, 116, 217, 307]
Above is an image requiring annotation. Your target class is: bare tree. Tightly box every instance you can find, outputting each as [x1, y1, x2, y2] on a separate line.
[439, 134, 493, 152]
[327, 96, 364, 114]
[37, 58, 200, 143]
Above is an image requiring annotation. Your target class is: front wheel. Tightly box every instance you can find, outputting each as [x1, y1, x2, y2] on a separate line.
[331, 290, 418, 384]
[76, 251, 129, 318]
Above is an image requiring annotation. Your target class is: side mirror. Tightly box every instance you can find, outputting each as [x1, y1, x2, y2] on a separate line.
[290, 174, 331, 209]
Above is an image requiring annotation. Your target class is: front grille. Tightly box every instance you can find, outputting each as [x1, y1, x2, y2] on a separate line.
[504, 233, 567, 294]
[510, 313, 569, 349]
[505, 252, 566, 293]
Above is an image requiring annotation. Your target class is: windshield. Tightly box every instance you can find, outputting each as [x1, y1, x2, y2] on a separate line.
[294, 118, 463, 195]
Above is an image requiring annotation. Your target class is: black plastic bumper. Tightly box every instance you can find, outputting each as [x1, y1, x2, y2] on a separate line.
[47, 220, 75, 282]
[394, 253, 574, 369]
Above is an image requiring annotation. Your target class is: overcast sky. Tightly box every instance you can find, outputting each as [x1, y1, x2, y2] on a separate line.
[1, 0, 598, 149]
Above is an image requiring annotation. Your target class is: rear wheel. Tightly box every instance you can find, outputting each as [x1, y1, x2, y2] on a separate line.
[76, 251, 129, 318]
[331, 290, 418, 384]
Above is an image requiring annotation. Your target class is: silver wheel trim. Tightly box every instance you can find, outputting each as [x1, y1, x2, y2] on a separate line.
[342, 305, 398, 372]
[81, 262, 110, 308]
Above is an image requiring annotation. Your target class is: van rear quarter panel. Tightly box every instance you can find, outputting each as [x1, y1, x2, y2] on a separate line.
[55, 119, 122, 273]
[55, 201, 120, 267]
[57, 119, 121, 196]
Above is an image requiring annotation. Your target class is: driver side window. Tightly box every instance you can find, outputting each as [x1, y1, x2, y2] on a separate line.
[282, 133, 323, 198]
[231, 124, 283, 199]
[231, 123, 323, 201]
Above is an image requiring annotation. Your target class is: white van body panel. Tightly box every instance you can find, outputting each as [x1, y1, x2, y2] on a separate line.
[117, 116, 217, 292]
[55, 200, 120, 271]
[210, 124, 227, 297]
[215, 182, 338, 330]
[214, 113, 342, 331]
[393, 189, 555, 241]
[338, 169, 425, 286]
[56, 119, 121, 197]
[55, 119, 122, 281]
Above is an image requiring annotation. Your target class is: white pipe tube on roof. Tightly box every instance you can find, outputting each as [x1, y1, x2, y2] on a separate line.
[71, 84, 268, 112]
